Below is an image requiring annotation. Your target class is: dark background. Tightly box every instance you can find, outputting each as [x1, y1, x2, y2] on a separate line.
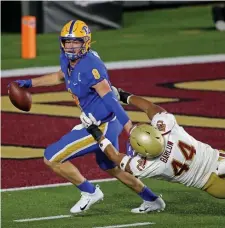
[1, 1, 214, 33]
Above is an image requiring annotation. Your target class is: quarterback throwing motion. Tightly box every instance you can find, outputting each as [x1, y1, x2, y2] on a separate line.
[9, 20, 165, 214]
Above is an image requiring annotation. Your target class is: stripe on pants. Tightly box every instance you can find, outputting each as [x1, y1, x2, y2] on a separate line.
[50, 123, 108, 163]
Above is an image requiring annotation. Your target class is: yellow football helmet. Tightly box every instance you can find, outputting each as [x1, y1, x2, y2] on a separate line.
[60, 20, 91, 60]
[129, 124, 165, 159]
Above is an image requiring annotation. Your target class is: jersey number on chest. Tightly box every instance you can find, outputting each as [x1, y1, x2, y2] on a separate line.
[171, 141, 196, 176]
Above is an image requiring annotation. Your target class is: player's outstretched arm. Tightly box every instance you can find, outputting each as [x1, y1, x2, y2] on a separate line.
[87, 125, 133, 174]
[82, 113, 132, 173]
[129, 95, 165, 120]
[9, 70, 65, 89]
[99, 137, 133, 174]
[113, 87, 165, 120]
[31, 70, 65, 87]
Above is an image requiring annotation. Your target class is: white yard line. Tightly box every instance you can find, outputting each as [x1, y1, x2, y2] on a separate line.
[1, 178, 116, 192]
[14, 214, 155, 227]
[14, 214, 72, 222]
[93, 222, 155, 228]
[1, 54, 225, 78]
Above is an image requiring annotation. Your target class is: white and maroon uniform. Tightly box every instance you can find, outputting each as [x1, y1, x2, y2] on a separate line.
[128, 112, 219, 189]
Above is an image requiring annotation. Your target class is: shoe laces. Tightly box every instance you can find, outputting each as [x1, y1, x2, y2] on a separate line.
[79, 191, 91, 202]
[81, 185, 100, 199]
[79, 185, 99, 201]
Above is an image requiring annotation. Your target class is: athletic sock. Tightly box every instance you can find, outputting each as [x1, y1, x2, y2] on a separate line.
[138, 186, 158, 201]
[77, 180, 96, 194]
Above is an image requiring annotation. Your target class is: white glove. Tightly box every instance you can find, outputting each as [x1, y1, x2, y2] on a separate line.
[80, 112, 101, 128]
[111, 86, 120, 101]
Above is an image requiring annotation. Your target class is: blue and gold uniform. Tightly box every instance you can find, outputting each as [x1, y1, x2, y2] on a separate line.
[11, 20, 161, 213]
[60, 50, 115, 122]
[44, 20, 129, 170]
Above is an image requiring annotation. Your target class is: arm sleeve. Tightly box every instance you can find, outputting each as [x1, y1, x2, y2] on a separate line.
[85, 62, 129, 126]
[102, 91, 130, 126]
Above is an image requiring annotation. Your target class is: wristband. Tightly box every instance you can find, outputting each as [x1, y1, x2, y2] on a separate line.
[118, 89, 133, 104]
[99, 138, 112, 152]
[86, 125, 103, 141]
[120, 155, 131, 171]
[127, 95, 133, 104]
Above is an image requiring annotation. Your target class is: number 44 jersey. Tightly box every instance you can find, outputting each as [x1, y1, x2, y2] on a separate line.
[129, 112, 219, 189]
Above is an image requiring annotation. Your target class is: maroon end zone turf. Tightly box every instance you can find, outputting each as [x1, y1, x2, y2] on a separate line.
[1, 62, 225, 188]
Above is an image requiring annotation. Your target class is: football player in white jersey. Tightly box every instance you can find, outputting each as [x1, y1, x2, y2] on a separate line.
[80, 86, 225, 213]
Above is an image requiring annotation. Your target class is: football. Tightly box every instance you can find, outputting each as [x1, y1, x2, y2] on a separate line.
[8, 82, 32, 112]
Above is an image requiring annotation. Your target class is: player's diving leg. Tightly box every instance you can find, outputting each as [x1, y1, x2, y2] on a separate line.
[43, 123, 111, 214]
[202, 172, 225, 199]
[95, 118, 166, 213]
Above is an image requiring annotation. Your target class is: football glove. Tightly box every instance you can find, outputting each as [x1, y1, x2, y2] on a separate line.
[80, 112, 101, 128]
[8, 79, 32, 88]
[80, 112, 103, 141]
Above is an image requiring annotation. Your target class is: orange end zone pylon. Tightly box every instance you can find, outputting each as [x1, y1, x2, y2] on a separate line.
[21, 16, 36, 59]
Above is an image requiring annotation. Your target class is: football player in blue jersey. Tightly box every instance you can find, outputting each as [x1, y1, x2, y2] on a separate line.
[9, 20, 165, 214]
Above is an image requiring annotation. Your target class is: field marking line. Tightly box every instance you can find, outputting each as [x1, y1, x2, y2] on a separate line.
[1, 54, 225, 78]
[1, 178, 117, 192]
[93, 222, 156, 228]
[14, 214, 155, 228]
[14, 214, 72, 222]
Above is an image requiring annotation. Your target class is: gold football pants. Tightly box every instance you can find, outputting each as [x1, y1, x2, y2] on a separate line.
[202, 172, 225, 199]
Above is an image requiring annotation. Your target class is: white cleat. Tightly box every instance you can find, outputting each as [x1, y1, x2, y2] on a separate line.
[70, 185, 104, 214]
[131, 196, 166, 213]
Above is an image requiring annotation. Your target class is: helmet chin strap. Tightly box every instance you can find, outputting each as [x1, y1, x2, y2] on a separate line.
[65, 52, 78, 61]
